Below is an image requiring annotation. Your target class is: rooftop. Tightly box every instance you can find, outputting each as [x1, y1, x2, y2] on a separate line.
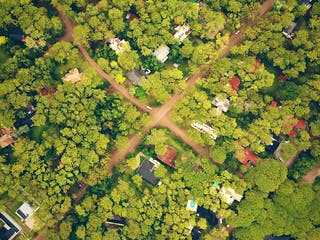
[191, 226, 202, 240]
[0, 212, 22, 240]
[236, 147, 260, 167]
[62, 68, 83, 83]
[174, 24, 192, 41]
[126, 69, 144, 86]
[212, 96, 230, 116]
[157, 145, 177, 168]
[105, 215, 126, 228]
[153, 45, 170, 63]
[282, 22, 297, 39]
[15, 202, 39, 221]
[229, 76, 240, 91]
[220, 187, 243, 205]
[191, 121, 218, 140]
[109, 38, 127, 54]
[137, 158, 161, 186]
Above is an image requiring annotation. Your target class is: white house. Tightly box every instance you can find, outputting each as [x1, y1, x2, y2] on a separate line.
[15, 202, 39, 221]
[191, 121, 218, 140]
[109, 38, 127, 54]
[153, 45, 170, 63]
[219, 187, 243, 205]
[174, 24, 192, 41]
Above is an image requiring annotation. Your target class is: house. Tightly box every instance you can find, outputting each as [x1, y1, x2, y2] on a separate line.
[282, 22, 297, 40]
[0, 212, 22, 240]
[191, 121, 218, 140]
[269, 100, 279, 107]
[229, 76, 241, 91]
[219, 187, 243, 205]
[236, 147, 260, 167]
[191, 226, 202, 240]
[174, 24, 192, 41]
[137, 158, 161, 186]
[15, 202, 39, 221]
[105, 215, 126, 228]
[109, 38, 127, 54]
[153, 45, 170, 63]
[212, 96, 230, 116]
[196, 206, 218, 227]
[157, 145, 177, 168]
[0, 127, 15, 149]
[62, 68, 83, 83]
[126, 69, 146, 86]
[186, 200, 198, 212]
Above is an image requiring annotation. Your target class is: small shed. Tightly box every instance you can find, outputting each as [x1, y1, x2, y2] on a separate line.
[219, 187, 243, 205]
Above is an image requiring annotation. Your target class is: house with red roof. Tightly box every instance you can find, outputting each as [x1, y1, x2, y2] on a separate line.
[229, 76, 240, 91]
[236, 147, 260, 166]
[269, 100, 279, 107]
[288, 118, 307, 138]
[157, 145, 177, 168]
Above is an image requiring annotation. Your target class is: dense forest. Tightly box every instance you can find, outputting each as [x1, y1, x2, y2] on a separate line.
[0, 0, 319, 240]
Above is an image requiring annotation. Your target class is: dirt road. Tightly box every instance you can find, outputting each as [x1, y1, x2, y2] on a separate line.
[221, 0, 275, 57]
[57, 0, 275, 174]
[302, 165, 320, 184]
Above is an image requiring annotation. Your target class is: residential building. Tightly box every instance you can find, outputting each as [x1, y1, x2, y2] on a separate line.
[105, 215, 126, 228]
[236, 147, 260, 167]
[174, 24, 192, 41]
[191, 121, 218, 140]
[212, 96, 230, 116]
[109, 38, 127, 54]
[265, 135, 282, 154]
[137, 158, 161, 186]
[62, 68, 83, 83]
[186, 200, 198, 212]
[0, 212, 22, 240]
[15, 202, 39, 221]
[157, 145, 177, 168]
[153, 45, 170, 63]
[219, 187, 243, 205]
[282, 22, 297, 40]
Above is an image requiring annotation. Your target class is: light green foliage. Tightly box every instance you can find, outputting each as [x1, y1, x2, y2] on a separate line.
[246, 159, 287, 193]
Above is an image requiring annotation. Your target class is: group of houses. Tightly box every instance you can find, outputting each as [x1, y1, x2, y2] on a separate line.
[0, 202, 39, 240]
